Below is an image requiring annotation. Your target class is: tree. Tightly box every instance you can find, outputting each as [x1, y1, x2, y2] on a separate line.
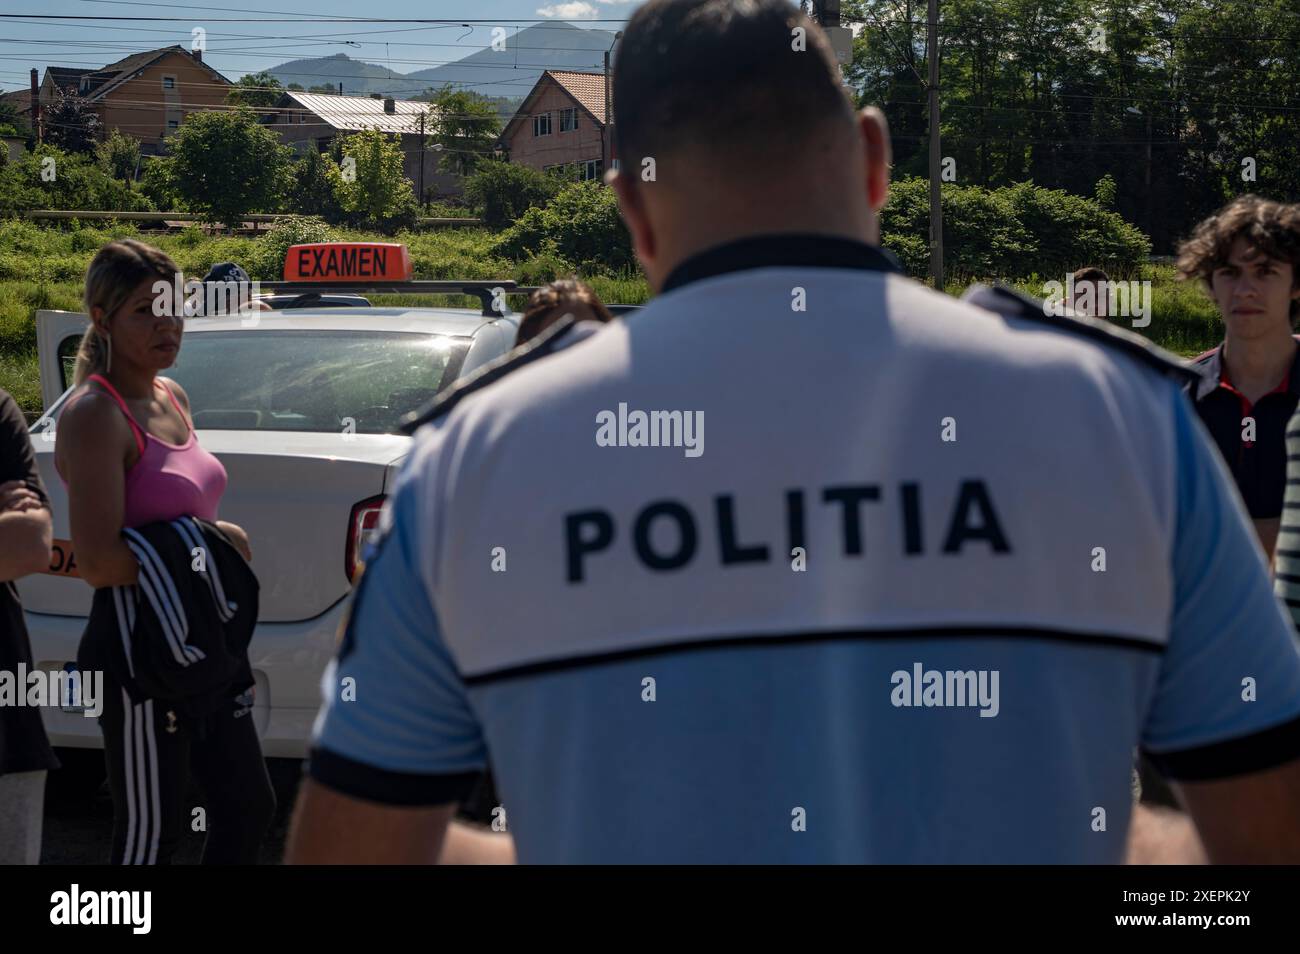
[167, 107, 294, 227]
[426, 85, 502, 178]
[309, 83, 340, 94]
[492, 180, 634, 272]
[464, 159, 561, 229]
[0, 96, 30, 139]
[42, 89, 101, 155]
[0, 144, 152, 215]
[226, 72, 283, 110]
[138, 155, 180, 210]
[96, 128, 140, 185]
[333, 128, 417, 229]
[286, 83, 305, 91]
[289, 149, 345, 221]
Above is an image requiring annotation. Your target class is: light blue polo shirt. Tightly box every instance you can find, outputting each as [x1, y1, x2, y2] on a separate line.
[308, 239, 1300, 863]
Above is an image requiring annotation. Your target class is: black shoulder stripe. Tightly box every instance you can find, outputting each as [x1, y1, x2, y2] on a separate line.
[398, 315, 581, 435]
[307, 746, 481, 807]
[1142, 713, 1300, 782]
[970, 283, 1201, 386]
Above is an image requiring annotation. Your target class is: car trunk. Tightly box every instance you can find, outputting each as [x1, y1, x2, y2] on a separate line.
[17, 430, 409, 623]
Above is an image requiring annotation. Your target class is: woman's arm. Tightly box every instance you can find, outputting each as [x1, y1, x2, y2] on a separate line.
[57, 393, 138, 589]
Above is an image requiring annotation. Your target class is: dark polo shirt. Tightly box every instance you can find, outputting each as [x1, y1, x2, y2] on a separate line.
[1190, 338, 1300, 519]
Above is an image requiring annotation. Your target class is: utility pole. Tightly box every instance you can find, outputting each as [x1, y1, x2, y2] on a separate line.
[603, 31, 623, 178]
[926, 0, 943, 290]
[602, 48, 609, 177]
[418, 111, 426, 209]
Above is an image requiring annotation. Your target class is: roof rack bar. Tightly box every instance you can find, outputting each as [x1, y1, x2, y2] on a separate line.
[255, 281, 527, 317]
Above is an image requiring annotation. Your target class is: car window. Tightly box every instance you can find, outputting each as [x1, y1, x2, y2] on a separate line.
[160, 330, 470, 434]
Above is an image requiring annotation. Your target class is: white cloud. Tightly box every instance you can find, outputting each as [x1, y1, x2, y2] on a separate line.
[537, 2, 599, 17]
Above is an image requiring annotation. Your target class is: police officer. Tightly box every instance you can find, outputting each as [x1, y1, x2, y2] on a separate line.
[287, 0, 1300, 864]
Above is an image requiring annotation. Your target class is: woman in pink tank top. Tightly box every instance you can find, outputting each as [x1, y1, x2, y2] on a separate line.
[56, 241, 273, 865]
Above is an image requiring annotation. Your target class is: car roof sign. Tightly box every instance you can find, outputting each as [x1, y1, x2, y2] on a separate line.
[284, 243, 413, 283]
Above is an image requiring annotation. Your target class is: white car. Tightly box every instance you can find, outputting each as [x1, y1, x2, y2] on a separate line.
[19, 272, 536, 758]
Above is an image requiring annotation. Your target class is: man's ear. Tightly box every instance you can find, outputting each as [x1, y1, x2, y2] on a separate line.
[858, 106, 892, 213]
[609, 168, 656, 275]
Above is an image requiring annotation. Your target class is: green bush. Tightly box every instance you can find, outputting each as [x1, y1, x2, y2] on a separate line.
[515, 243, 575, 286]
[138, 157, 182, 212]
[881, 177, 1149, 283]
[491, 181, 633, 273]
[0, 145, 153, 216]
[175, 224, 205, 248]
[250, 215, 334, 280]
[422, 198, 471, 218]
[995, 181, 1151, 279]
[288, 150, 346, 223]
[464, 160, 561, 230]
[97, 128, 140, 185]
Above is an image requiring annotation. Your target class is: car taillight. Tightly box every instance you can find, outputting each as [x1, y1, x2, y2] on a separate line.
[345, 495, 387, 583]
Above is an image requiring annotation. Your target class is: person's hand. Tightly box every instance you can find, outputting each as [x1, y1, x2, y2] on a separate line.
[0, 480, 44, 514]
[216, 520, 252, 563]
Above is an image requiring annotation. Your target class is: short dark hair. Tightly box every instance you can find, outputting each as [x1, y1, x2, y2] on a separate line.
[1072, 267, 1109, 285]
[612, 0, 852, 179]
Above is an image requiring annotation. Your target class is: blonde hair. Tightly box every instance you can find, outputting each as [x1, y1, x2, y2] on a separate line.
[74, 240, 180, 386]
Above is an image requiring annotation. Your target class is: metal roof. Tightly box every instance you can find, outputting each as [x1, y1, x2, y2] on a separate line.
[282, 91, 434, 134]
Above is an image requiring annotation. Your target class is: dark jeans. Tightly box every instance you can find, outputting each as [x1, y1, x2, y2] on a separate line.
[100, 678, 275, 864]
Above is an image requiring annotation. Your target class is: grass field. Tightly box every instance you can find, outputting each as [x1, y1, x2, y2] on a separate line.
[0, 218, 1223, 418]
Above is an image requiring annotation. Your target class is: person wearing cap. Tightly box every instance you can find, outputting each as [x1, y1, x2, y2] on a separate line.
[194, 262, 272, 318]
[287, 0, 1300, 864]
[1178, 196, 1300, 563]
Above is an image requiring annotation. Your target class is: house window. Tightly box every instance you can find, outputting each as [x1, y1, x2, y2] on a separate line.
[581, 159, 604, 181]
[162, 75, 176, 90]
[532, 113, 552, 137]
[167, 119, 180, 130]
[559, 107, 578, 132]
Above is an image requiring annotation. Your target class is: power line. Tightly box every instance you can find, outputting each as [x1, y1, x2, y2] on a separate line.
[0, 14, 634, 23]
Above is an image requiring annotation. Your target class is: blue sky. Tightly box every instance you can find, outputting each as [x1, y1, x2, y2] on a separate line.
[0, 0, 660, 93]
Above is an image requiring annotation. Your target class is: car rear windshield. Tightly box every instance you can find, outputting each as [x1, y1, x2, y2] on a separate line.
[161, 330, 469, 434]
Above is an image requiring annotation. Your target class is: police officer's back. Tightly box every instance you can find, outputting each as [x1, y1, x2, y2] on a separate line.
[287, 0, 1300, 864]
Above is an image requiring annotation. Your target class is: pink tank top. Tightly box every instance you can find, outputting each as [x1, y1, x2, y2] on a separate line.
[66, 374, 227, 529]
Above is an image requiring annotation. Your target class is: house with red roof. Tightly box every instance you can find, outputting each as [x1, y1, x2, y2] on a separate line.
[497, 70, 613, 181]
